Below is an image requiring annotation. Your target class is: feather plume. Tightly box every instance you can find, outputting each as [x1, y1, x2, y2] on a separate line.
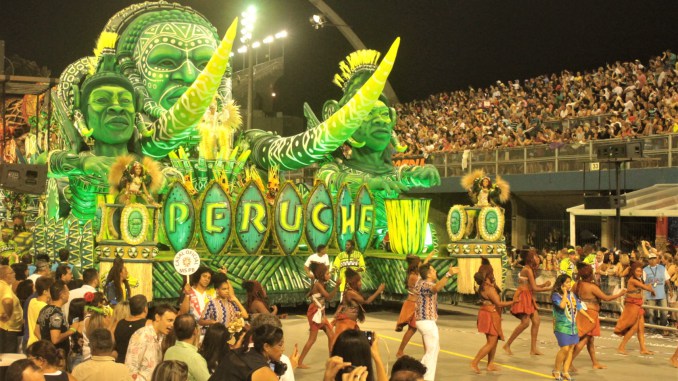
[494, 175, 511, 203]
[142, 157, 163, 193]
[461, 169, 485, 191]
[108, 155, 135, 193]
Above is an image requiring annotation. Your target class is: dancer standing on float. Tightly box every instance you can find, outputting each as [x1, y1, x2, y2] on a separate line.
[297, 263, 337, 369]
[503, 250, 552, 355]
[614, 262, 655, 355]
[470, 260, 515, 373]
[415, 263, 459, 381]
[570, 264, 626, 370]
[395, 252, 434, 358]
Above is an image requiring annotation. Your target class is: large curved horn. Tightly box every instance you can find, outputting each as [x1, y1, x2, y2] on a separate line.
[141, 18, 238, 158]
[246, 38, 400, 170]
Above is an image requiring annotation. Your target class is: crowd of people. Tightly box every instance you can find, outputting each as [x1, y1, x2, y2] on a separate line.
[0, 240, 453, 381]
[394, 50, 678, 156]
[2, 236, 677, 381]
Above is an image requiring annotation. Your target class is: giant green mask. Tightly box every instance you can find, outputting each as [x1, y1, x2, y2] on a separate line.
[134, 22, 217, 110]
[87, 85, 135, 145]
[350, 100, 393, 152]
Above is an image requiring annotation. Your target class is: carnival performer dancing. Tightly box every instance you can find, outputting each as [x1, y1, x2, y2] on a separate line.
[504, 250, 552, 355]
[415, 263, 460, 381]
[571, 264, 626, 370]
[332, 268, 385, 349]
[470, 260, 516, 373]
[551, 274, 595, 381]
[298, 263, 337, 368]
[395, 252, 434, 358]
[614, 262, 656, 355]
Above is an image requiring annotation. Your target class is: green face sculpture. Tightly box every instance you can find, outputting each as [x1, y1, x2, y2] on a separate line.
[128, 210, 144, 237]
[486, 212, 498, 234]
[450, 210, 461, 234]
[87, 85, 135, 145]
[351, 100, 393, 152]
[134, 22, 217, 110]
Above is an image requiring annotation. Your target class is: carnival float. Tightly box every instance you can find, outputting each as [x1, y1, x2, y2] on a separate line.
[5, 1, 510, 304]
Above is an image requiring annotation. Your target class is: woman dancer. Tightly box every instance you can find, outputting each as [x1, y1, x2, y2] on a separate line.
[470, 261, 515, 373]
[105, 257, 131, 305]
[614, 262, 655, 355]
[551, 274, 595, 381]
[244, 280, 286, 318]
[395, 253, 434, 358]
[504, 250, 551, 355]
[332, 268, 385, 349]
[298, 263, 337, 368]
[571, 264, 626, 370]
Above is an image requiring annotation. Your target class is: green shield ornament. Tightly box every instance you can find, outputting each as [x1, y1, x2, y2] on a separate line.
[163, 182, 196, 252]
[354, 185, 375, 253]
[335, 185, 355, 251]
[199, 181, 232, 256]
[273, 182, 304, 256]
[234, 181, 269, 255]
[478, 206, 504, 242]
[304, 182, 334, 253]
[446, 205, 467, 242]
[121, 203, 149, 246]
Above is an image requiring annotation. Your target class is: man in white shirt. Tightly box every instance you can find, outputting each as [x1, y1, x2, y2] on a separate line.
[64, 268, 99, 321]
[27, 261, 50, 283]
[304, 244, 330, 279]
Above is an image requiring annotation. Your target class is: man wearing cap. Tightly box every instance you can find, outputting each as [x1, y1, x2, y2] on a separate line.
[559, 247, 578, 277]
[641, 241, 670, 334]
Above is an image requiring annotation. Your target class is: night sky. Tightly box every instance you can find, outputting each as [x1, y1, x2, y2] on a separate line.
[1, 0, 677, 117]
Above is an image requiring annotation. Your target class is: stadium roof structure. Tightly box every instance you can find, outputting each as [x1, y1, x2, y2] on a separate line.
[567, 184, 678, 218]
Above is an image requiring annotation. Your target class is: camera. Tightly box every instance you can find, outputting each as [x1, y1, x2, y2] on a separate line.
[269, 360, 287, 376]
[363, 330, 375, 346]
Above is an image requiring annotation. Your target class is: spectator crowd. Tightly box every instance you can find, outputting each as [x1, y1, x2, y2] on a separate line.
[395, 50, 678, 156]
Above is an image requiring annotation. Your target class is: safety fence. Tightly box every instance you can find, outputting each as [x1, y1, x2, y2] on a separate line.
[502, 268, 678, 333]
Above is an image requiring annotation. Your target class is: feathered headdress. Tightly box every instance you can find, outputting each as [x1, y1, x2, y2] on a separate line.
[109, 155, 163, 193]
[332, 49, 381, 91]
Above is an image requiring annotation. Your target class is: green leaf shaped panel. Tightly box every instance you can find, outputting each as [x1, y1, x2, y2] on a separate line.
[354, 185, 375, 254]
[199, 181, 232, 256]
[163, 182, 196, 252]
[273, 182, 304, 256]
[335, 185, 355, 251]
[234, 181, 269, 255]
[304, 182, 334, 253]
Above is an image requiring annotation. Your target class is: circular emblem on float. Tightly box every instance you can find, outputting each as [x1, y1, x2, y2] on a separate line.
[446, 205, 467, 242]
[121, 203, 150, 246]
[173, 249, 201, 276]
[478, 207, 504, 242]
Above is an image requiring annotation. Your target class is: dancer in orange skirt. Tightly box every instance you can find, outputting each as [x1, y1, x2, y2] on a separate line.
[332, 268, 385, 350]
[471, 261, 516, 373]
[671, 345, 678, 367]
[396, 253, 434, 358]
[297, 263, 336, 368]
[571, 264, 626, 370]
[504, 249, 552, 355]
[614, 262, 656, 355]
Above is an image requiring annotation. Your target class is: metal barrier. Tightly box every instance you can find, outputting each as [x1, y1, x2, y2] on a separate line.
[502, 268, 678, 332]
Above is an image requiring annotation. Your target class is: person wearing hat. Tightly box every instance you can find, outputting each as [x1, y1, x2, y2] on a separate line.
[559, 247, 578, 278]
[640, 241, 670, 334]
[0, 228, 18, 265]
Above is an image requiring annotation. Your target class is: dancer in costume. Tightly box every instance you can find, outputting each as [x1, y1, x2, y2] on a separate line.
[332, 269, 385, 349]
[298, 263, 337, 369]
[243, 280, 285, 318]
[460, 170, 509, 238]
[551, 274, 595, 381]
[470, 260, 515, 374]
[614, 262, 655, 355]
[671, 345, 678, 367]
[114, 160, 161, 207]
[395, 252, 434, 358]
[504, 250, 552, 355]
[571, 264, 626, 370]
[415, 263, 460, 381]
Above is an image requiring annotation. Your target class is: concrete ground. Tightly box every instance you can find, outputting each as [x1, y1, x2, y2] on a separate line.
[280, 305, 677, 381]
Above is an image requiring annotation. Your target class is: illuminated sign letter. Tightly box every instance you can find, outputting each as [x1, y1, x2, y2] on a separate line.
[168, 203, 189, 233]
[241, 203, 267, 233]
[279, 201, 302, 232]
[205, 202, 228, 234]
[311, 203, 330, 233]
[358, 204, 374, 234]
[340, 204, 356, 235]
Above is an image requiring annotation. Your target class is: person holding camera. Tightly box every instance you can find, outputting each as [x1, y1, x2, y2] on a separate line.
[209, 325, 288, 381]
[329, 329, 388, 381]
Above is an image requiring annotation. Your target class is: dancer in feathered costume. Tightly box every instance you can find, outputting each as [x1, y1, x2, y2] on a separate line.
[109, 155, 162, 207]
[461, 169, 510, 207]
